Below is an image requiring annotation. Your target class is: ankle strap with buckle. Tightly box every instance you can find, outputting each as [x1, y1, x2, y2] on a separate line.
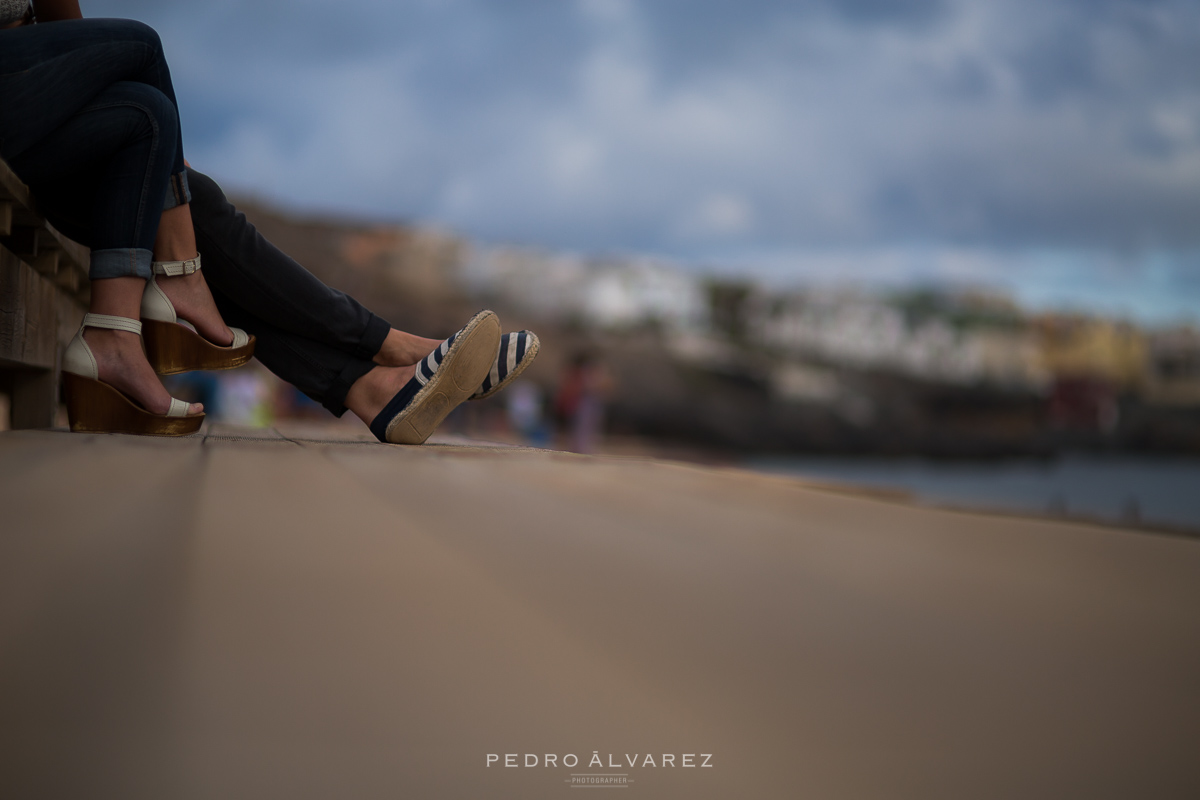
[82, 313, 143, 335]
[153, 254, 201, 276]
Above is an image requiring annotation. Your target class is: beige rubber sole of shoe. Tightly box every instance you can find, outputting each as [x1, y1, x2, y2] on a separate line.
[385, 310, 502, 445]
[64, 372, 205, 436]
[142, 318, 256, 375]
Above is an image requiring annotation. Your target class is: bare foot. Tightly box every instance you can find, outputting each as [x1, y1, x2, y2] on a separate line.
[345, 364, 417, 425]
[83, 328, 203, 416]
[373, 329, 443, 367]
[155, 270, 234, 347]
[153, 203, 233, 347]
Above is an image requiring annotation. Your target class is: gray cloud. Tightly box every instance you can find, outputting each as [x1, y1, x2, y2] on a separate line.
[86, 0, 1200, 319]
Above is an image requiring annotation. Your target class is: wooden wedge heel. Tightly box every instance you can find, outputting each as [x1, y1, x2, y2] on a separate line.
[141, 317, 255, 375]
[63, 372, 204, 435]
[140, 255, 255, 375]
[62, 313, 205, 436]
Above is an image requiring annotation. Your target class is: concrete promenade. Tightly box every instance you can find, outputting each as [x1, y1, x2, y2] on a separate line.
[1, 423, 1198, 799]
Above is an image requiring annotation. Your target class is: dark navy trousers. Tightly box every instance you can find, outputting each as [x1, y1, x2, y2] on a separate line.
[188, 168, 390, 417]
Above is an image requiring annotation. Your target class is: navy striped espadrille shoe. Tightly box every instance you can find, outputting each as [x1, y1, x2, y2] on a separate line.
[369, 310, 502, 444]
[470, 330, 540, 401]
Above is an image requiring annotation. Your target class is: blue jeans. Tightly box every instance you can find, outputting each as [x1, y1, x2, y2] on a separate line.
[0, 18, 190, 280]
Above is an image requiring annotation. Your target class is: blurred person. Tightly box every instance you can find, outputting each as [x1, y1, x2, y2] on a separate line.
[216, 370, 272, 427]
[0, 1, 539, 442]
[505, 380, 550, 446]
[553, 352, 613, 454]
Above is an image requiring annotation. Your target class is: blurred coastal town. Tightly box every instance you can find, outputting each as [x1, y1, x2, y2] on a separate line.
[165, 199, 1200, 457]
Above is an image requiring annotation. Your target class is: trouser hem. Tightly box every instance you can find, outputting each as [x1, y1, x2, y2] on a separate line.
[163, 169, 190, 209]
[164, 169, 190, 209]
[90, 247, 152, 280]
[323, 359, 377, 418]
[357, 313, 391, 360]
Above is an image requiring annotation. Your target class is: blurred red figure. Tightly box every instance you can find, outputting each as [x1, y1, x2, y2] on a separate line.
[554, 352, 612, 454]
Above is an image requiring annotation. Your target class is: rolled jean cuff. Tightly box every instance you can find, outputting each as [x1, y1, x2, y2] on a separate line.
[89, 247, 153, 280]
[357, 312, 392, 360]
[163, 170, 191, 210]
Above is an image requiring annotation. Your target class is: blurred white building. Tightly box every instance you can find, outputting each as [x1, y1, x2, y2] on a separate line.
[753, 289, 1047, 388]
[464, 247, 708, 331]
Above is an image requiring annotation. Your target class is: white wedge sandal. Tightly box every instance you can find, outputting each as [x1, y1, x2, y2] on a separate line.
[62, 313, 205, 435]
[140, 254, 255, 374]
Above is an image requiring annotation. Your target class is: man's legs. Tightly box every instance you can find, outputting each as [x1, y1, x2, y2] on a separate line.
[187, 168, 392, 362]
[208, 290, 379, 418]
[187, 168, 397, 416]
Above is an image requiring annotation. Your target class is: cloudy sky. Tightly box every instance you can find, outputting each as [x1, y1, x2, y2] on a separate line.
[90, 0, 1200, 323]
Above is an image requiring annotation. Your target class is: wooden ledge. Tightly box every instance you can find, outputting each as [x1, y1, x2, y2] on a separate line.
[0, 158, 89, 292]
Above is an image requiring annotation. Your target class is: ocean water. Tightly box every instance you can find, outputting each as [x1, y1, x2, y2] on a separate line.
[748, 455, 1200, 533]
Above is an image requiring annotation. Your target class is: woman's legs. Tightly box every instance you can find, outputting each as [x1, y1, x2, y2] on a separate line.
[0, 20, 226, 415]
[0, 18, 189, 198]
[12, 81, 181, 278]
[86, 278, 202, 416]
[153, 203, 236, 347]
[8, 80, 203, 415]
